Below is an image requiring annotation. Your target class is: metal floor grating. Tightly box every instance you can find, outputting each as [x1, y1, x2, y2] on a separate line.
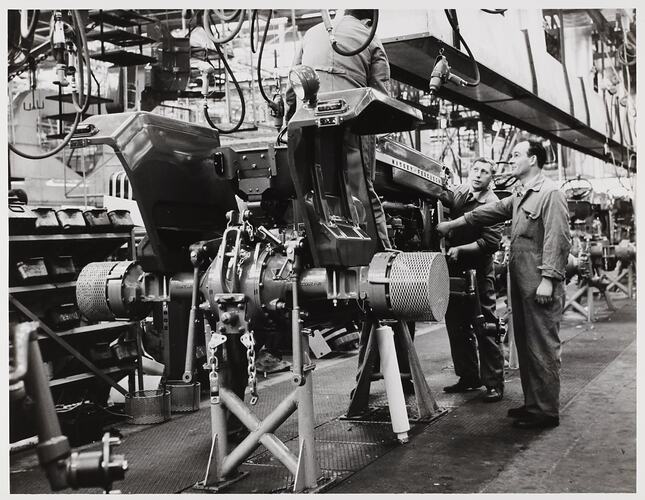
[10, 297, 635, 494]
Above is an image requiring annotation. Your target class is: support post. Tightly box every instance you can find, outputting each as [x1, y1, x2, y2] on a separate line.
[346, 322, 379, 417]
[375, 325, 410, 443]
[506, 266, 519, 369]
[292, 270, 320, 491]
[395, 321, 441, 418]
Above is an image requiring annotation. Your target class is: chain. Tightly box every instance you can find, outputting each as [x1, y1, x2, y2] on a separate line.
[241, 331, 258, 405]
[209, 346, 220, 404]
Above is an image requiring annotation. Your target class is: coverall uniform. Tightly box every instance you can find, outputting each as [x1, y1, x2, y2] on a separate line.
[442, 184, 505, 391]
[463, 172, 571, 418]
[287, 14, 392, 249]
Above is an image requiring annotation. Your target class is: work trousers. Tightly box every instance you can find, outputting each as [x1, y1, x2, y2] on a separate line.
[509, 247, 564, 418]
[345, 132, 392, 250]
[445, 265, 504, 390]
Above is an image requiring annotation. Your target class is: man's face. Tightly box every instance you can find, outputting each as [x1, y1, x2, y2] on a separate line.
[509, 141, 534, 180]
[469, 161, 493, 192]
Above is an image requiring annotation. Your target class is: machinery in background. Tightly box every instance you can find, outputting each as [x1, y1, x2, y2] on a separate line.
[70, 83, 452, 492]
[10, 322, 127, 493]
[562, 177, 636, 321]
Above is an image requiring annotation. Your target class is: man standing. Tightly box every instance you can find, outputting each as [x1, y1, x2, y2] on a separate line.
[440, 158, 505, 402]
[437, 140, 571, 429]
[286, 9, 392, 250]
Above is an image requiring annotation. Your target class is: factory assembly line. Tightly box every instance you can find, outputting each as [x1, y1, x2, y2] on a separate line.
[7, 8, 637, 495]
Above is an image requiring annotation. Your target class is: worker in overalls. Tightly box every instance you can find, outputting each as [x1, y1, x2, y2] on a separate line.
[286, 8, 392, 250]
[287, 9, 409, 395]
[440, 157, 505, 402]
[437, 140, 571, 429]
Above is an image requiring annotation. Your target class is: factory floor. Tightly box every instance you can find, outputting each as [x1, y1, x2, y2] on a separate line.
[9, 285, 636, 494]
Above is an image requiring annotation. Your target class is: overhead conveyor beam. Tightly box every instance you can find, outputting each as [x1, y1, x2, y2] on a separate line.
[383, 34, 635, 171]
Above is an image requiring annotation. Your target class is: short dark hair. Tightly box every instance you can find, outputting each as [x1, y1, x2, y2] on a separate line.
[526, 140, 547, 168]
[346, 9, 375, 22]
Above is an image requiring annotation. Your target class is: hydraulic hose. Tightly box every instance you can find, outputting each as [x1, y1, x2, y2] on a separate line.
[329, 10, 379, 57]
[203, 43, 246, 134]
[212, 9, 242, 22]
[443, 10, 481, 87]
[9, 10, 91, 160]
[9, 10, 39, 67]
[276, 124, 288, 145]
[203, 9, 246, 45]
[20, 10, 40, 46]
[256, 9, 275, 106]
[250, 9, 258, 53]
[70, 11, 92, 113]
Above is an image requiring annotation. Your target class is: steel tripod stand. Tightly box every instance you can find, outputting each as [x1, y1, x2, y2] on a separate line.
[194, 254, 328, 493]
[346, 319, 443, 429]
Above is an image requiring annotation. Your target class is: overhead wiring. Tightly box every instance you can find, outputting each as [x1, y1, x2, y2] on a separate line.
[276, 125, 288, 145]
[443, 10, 481, 87]
[481, 9, 507, 15]
[9, 10, 92, 160]
[250, 9, 258, 53]
[202, 43, 246, 134]
[256, 9, 275, 106]
[9, 10, 40, 77]
[212, 9, 242, 22]
[328, 10, 379, 57]
[203, 9, 246, 45]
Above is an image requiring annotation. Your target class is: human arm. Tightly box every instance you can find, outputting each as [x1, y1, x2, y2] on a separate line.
[446, 241, 480, 262]
[463, 195, 514, 228]
[437, 196, 512, 237]
[534, 190, 571, 304]
[285, 43, 304, 122]
[367, 38, 390, 95]
[436, 216, 467, 237]
[538, 189, 571, 281]
[535, 278, 554, 304]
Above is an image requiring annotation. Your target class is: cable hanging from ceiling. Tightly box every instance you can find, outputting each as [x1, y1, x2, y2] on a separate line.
[322, 9, 380, 57]
[443, 10, 481, 87]
[202, 43, 246, 134]
[8, 10, 92, 160]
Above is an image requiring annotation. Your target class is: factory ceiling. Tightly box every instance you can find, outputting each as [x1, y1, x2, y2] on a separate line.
[384, 34, 635, 171]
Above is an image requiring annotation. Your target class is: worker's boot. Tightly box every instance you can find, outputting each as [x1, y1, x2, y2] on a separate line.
[482, 386, 503, 403]
[443, 378, 482, 393]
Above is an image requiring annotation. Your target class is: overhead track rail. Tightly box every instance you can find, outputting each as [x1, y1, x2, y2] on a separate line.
[383, 34, 635, 170]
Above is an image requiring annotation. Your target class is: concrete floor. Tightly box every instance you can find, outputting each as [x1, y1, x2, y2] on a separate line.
[334, 300, 636, 493]
[9, 286, 636, 494]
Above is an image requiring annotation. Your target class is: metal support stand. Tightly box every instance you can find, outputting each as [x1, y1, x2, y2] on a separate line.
[346, 319, 442, 425]
[194, 250, 327, 493]
[605, 262, 635, 298]
[563, 277, 616, 322]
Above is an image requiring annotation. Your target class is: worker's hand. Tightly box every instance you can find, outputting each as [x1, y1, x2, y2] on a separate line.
[535, 277, 554, 305]
[436, 221, 452, 236]
[447, 246, 461, 262]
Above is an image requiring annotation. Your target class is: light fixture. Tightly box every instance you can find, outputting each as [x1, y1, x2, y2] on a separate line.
[288, 65, 320, 107]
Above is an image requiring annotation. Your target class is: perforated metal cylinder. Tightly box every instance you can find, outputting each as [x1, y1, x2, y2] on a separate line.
[367, 251, 449, 321]
[125, 389, 171, 425]
[166, 381, 200, 413]
[76, 262, 117, 321]
[76, 261, 150, 321]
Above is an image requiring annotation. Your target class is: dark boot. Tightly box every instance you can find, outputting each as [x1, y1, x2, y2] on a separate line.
[482, 386, 503, 403]
[443, 378, 482, 393]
